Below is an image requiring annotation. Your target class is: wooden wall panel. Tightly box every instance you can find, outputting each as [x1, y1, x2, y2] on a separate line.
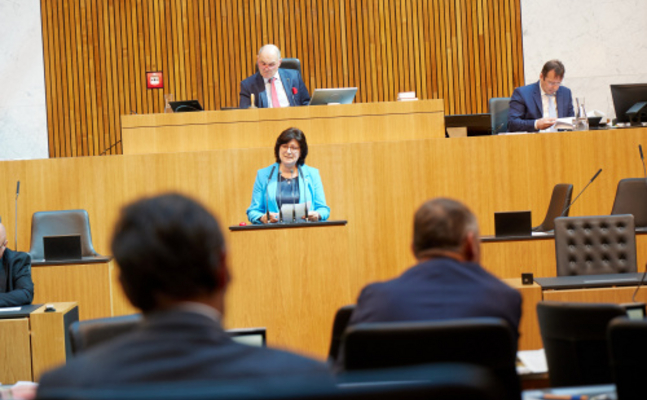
[40, 0, 524, 158]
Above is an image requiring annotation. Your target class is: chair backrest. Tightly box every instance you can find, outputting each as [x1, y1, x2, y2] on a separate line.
[611, 178, 647, 228]
[554, 214, 637, 276]
[537, 301, 626, 387]
[29, 209, 102, 260]
[341, 318, 520, 400]
[69, 314, 143, 355]
[608, 316, 647, 400]
[327, 304, 356, 362]
[36, 363, 503, 400]
[533, 183, 573, 232]
[254, 57, 302, 76]
[488, 97, 511, 134]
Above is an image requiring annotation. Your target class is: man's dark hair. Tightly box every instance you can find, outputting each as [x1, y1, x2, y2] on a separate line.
[274, 127, 308, 166]
[541, 59, 565, 79]
[412, 198, 478, 258]
[111, 193, 225, 313]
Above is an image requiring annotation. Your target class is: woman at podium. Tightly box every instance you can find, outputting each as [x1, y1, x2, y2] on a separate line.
[247, 127, 330, 224]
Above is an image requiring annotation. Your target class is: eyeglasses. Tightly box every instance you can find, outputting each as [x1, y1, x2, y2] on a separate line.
[544, 79, 562, 87]
[280, 145, 300, 153]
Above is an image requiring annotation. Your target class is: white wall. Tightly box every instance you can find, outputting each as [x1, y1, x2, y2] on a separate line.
[0, 0, 49, 160]
[521, 0, 647, 119]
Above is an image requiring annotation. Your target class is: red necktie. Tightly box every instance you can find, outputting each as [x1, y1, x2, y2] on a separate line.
[270, 77, 281, 108]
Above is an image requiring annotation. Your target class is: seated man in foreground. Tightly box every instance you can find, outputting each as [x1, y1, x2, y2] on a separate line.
[340, 198, 522, 363]
[508, 59, 574, 132]
[38, 194, 331, 390]
[0, 219, 34, 307]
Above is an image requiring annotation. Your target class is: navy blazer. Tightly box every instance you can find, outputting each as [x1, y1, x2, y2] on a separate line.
[38, 309, 332, 390]
[240, 69, 310, 108]
[0, 248, 34, 307]
[508, 81, 574, 132]
[347, 257, 522, 341]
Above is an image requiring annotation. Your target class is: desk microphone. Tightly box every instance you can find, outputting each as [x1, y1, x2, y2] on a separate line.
[561, 168, 602, 215]
[14, 181, 20, 250]
[265, 165, 277, 223]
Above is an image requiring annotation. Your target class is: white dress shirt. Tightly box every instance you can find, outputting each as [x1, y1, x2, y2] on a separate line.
[264, 72, 291, 108]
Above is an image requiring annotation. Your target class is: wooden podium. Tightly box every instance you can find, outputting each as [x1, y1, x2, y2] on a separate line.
[0, 302, 78, 383]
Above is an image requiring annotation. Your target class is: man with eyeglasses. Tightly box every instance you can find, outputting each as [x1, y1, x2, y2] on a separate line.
[508, 59, 574, 132]
[239, 44, 310, 109]
[0, 219, 34, 307]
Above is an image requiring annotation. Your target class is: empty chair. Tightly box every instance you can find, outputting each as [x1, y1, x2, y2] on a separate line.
[327, 304, 356, 363]
[255, 57, 302, 76]
[29, 209, 108, 262]
[554, 214, 637, 276]
[489, 97, 511, 134]
[608, 316, 647, 400]
[341, 318, 520, 400]
[69, 314, 143, 355]
[611, 178, 647, 228]
[537, 301, 626, 387]
[532, 183, 573, 232]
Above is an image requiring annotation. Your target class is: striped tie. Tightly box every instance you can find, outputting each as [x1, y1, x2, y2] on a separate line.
[547, 95, 557, 118]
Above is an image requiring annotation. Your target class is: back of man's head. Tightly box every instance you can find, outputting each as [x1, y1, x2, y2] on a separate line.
[412, 198, 479, 260]
[111, 193, 225, 313]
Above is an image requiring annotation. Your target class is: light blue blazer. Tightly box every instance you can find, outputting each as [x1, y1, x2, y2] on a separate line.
[247, 164, 330, 224]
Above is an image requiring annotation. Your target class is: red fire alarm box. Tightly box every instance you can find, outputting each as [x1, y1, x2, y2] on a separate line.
[146, 71, 163, 89]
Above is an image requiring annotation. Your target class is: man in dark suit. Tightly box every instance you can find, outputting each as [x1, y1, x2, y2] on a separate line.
[240, 44, 310, 108]
[341, 198, 521, 363]
[0, 220, 34, 307]
[508, 59, 575, 132]
[37, 194, 331, 391]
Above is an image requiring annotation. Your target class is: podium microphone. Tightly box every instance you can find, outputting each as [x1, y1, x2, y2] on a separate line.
[561, 168, 603, 215]
[14, 181, 20, 250]
[265, 165, 276, 223]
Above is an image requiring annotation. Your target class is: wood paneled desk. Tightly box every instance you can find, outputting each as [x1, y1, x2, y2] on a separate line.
[505, 279, 647, 352]
[121, 100, 446, 155]
[0, 302, 78, 384]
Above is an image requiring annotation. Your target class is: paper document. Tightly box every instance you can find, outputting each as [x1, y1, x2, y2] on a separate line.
[516, 348, 548, 374]
[280, 202, 312, 223]
[0, 307, 21, 312]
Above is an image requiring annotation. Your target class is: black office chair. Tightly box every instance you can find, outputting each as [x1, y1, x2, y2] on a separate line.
[537, 301, 627, 387]
[340, 318, 521, 400]
[554, 214, 637, 276]
[28, 209, 107, 262]
[69, 314, 143, 355]
[611, 178, 647, 228]
[327, 304, 356, 363]
[489, 97, 511, 134]
[608, 316, 647, 400]
[255, 57, 302, 76]
[532, 183, 573, 232]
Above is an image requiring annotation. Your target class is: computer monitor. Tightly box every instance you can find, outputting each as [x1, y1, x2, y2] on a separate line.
[308, 88, 357, 106]
[610, 83, 647, 124]
[169, 100, 203, 112]
[444, 113, 492, 136]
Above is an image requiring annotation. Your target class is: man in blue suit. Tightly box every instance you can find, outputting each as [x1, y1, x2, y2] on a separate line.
[37, 194, 332, 391]
[240, 44, 310, 108]
[340, 198, 522, 364]
[508, 59, 574, 132]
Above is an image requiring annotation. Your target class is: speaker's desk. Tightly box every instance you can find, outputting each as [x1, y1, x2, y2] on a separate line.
[0, 302, 78, 384]
[31, 260, 137, 321]
[121, 100, 446, 155]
